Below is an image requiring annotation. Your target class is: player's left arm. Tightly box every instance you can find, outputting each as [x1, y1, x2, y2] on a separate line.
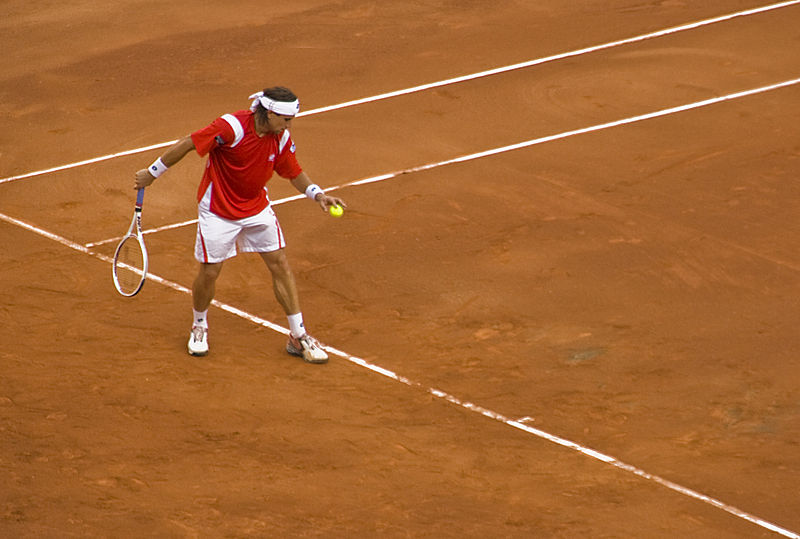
[290, 172, 346, 212]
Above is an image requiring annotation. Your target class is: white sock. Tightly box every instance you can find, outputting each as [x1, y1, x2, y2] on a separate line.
[288, 313, 305, 338]
[193, 309, 209, 329]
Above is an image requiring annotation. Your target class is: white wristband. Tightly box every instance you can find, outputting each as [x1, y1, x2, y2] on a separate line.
[305, 184, 323, 201]
[148, 157, 169, 178]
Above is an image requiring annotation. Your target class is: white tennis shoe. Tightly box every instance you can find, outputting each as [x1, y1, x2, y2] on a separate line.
[188, 326, 209, 356]
[286, 333, 328, 364]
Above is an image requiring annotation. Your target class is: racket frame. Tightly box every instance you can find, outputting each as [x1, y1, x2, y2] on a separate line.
[112, 188, 149, 297]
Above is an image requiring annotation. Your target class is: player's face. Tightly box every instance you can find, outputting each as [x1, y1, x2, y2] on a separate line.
[266, 112, 294, 134]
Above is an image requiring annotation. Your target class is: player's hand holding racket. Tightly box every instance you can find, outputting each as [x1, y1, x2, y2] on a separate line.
[112, 188, 149, 296]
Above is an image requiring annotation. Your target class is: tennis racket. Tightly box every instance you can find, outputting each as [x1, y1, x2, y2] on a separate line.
[112, 188, 149, 297]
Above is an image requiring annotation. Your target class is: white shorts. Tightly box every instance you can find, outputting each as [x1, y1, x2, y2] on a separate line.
[195, 186, 285, 263]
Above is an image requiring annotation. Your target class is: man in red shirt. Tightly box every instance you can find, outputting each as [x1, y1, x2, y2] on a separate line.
[134, 86, 344, 363]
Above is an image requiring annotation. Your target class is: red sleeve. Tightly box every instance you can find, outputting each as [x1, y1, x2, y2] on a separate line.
[190, 117, 234, 157]
[274, 134, 303, 179]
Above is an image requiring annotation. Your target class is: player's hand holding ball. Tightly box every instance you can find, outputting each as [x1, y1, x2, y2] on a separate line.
[318, 194, 346, 217]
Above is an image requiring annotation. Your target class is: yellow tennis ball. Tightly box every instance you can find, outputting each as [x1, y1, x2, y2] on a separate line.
[329, 204, 344, 217]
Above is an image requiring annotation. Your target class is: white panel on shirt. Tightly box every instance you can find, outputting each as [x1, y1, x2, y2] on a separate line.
[279, 130, 290, 153]
[220, 114, 245, 147]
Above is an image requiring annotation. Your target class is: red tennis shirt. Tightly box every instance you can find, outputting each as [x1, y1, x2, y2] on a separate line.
[191, 110, 302, 220]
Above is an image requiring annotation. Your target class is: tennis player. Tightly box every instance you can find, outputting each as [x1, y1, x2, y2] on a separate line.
[134, 86, 344, 363]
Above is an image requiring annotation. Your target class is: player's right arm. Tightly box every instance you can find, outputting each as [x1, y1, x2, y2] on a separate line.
[134, 135, 196, 189]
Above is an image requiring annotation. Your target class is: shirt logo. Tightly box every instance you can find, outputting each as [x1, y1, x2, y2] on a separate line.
[290, 143, 296, 154]
[268, 153, 276, 162]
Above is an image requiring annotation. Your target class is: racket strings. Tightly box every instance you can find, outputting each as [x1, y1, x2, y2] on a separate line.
[114, 236, 146, 295]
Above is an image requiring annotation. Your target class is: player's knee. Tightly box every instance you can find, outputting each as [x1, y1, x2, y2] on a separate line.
[262, 251, 291, 276]
[198, 262, 223, 282]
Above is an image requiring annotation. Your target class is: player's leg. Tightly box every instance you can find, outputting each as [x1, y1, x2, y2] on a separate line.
[238, 204, 328, 363]
[187, 261, 223, 357]
[189, 191, 239, 357]
[259, 249, 300, 315]
[258, 250, 328, 364]
[192, 261, 223, 312]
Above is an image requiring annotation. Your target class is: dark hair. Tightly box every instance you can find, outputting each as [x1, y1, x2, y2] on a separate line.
[254, 86, 298, 121]
[264, 86, 297, 102]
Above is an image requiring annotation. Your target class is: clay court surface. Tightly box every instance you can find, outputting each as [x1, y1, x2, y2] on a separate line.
[2, 1, 800, 537]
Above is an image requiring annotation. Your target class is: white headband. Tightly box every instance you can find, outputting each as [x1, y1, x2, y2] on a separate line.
[248, 92, 300, 116]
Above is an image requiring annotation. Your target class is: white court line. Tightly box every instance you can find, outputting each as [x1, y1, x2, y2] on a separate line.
[1, 210, 798, 539]
[0, 213, 289, 334]
[2, 0, 799, 186]
[84, 76, 800, 249]
[86, 218, 197, 248]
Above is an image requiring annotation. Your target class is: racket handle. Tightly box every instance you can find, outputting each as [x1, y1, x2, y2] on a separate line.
[136, 187, 145, 208]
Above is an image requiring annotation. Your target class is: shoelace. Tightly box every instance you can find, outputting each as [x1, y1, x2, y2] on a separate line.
[192, 327, 206, 341]
[300, 335, 320, 349]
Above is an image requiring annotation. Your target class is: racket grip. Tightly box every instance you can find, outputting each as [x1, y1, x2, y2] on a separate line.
[136, 187, 145, 207]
